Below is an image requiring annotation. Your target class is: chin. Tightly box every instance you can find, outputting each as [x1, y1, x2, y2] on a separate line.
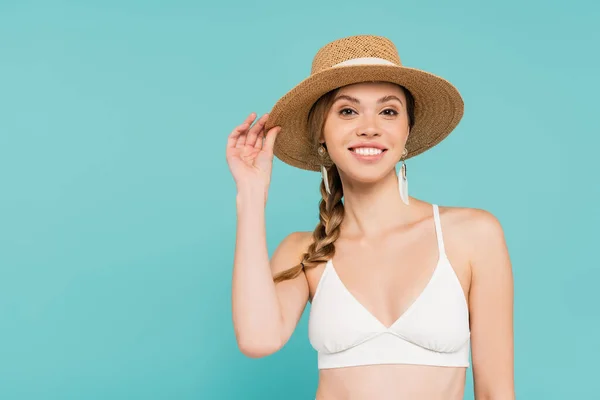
[339, 167, 392, 185]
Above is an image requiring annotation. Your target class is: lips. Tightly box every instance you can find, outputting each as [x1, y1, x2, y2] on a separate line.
[348, 147, 387, 163]
[348, 147, 388, 154]
[348, 143, 388, 151]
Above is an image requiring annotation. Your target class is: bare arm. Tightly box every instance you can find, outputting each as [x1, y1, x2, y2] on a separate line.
[226, 112, 309, 358]
[468, 209, 515, 399]
[232, 189, 309, 357]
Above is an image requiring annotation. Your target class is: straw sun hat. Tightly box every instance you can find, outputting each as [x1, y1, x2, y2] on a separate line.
[264, 34, 464, 172]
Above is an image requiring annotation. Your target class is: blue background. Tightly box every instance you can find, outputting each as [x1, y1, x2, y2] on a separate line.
[1, 0, 598, 399]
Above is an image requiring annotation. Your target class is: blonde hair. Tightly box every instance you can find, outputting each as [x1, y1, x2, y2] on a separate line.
[273, 84, 415, 284]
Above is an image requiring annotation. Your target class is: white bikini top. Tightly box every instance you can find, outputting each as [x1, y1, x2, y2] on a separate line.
[308, 204, 471, 369]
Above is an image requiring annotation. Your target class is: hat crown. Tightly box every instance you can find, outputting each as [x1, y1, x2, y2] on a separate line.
[311, 35, 402, 75]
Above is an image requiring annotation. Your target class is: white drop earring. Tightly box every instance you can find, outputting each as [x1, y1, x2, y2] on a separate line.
[398, 148, 409, 205]
[318, 144, 331, 196]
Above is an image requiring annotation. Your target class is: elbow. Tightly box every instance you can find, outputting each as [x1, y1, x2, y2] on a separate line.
[236, 335, 282, 358]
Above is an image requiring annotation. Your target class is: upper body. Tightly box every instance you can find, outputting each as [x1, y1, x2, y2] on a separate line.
[227, 41, 514, 399]
[276, 200, 513, 399]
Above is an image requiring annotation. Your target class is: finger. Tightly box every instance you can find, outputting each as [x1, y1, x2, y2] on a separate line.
[254, 129, 265, 150]
[235, 112, 258, 148]
[227, 121, 249, 149]
[235, 112, 257, 147]
[227, 112, 256, 148]
[255, 115, 274, 150]
[245, 113, 269, 148]
[262, 126, 281, 155]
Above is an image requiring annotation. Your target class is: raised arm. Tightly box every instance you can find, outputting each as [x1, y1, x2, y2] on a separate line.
[227, 112, 309, 358]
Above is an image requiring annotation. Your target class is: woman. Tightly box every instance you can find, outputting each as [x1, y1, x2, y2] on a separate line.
[226, 35, 514, 400]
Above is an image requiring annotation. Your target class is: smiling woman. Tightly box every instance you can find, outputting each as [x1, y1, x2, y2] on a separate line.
[323, 87, 414, 174]
[226, 34, 514, 400]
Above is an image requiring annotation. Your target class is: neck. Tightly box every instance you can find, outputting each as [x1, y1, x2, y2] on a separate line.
[337, 168, 414, 240]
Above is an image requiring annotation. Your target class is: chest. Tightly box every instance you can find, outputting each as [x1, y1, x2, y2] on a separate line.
[306, 224, 471, 328]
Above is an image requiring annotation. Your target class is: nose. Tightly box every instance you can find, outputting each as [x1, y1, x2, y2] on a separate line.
[357, 125, 381, 138]
[356, 113, 381, 137]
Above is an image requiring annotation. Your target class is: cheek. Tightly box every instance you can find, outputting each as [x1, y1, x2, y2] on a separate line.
[322, 117, 347, 150]
[322, 113, 340, 137]
[390, 124, 410, 145]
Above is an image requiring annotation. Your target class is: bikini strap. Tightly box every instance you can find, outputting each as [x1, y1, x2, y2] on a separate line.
[432, 204, 447, 256]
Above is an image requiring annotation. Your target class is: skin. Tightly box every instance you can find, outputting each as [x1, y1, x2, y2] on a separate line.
[227, 82, 515, 399]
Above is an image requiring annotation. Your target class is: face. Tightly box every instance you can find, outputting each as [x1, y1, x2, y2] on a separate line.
[321, 81, 410, 183]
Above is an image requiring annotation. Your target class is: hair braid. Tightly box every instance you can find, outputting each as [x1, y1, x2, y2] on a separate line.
[272, 164, 343, 283]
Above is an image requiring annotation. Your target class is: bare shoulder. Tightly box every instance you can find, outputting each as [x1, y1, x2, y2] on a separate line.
[294, 230, 315, 247]
[439, 205, 509, 270]
[270, 230, 314, 275]
[439, 205, 505, 240]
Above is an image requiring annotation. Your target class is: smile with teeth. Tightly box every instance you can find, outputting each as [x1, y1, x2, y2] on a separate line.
[350, 147, 385, 156]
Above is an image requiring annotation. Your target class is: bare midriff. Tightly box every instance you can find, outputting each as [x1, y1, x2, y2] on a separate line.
[315, 364, 467, 400]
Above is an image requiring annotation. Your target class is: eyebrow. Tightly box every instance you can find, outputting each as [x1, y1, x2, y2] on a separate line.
[332, 94, 404, 106]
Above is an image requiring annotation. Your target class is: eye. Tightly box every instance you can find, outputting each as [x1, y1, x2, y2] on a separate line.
[382, 108, 398, 116]
[339, 108, 356, 116]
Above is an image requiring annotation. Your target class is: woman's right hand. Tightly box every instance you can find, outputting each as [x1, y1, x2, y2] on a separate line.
[226, 112, 281, 201]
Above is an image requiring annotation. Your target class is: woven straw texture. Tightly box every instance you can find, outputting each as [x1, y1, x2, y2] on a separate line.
[264, 35, 464, 172]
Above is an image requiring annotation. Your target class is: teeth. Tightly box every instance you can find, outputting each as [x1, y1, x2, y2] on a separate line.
[352, 147, 383, 156]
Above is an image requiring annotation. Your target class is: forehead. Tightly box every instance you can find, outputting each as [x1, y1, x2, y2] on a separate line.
[336, 81, 405, 99]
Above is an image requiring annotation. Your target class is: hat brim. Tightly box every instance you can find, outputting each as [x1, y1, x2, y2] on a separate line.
[265, 64, 464, 172]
